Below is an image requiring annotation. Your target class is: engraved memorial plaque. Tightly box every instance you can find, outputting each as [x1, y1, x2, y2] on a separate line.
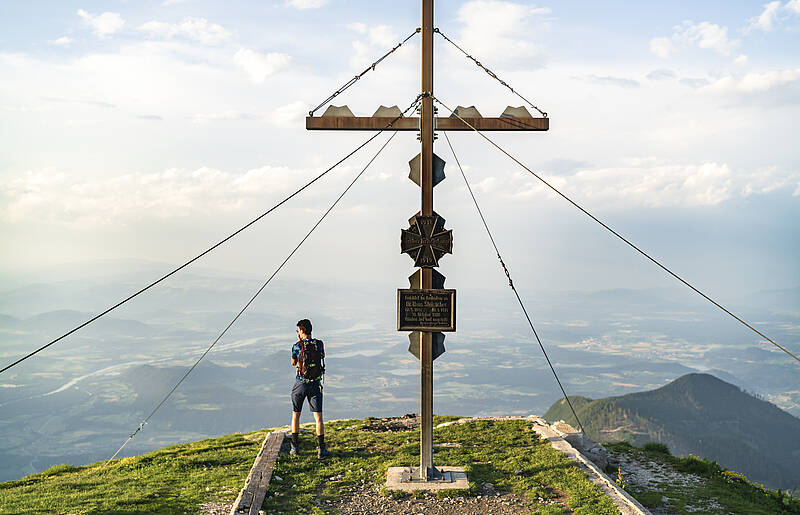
[397, 288, 456, 332]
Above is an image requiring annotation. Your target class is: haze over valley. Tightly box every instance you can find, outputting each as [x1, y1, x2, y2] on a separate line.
[1, 262, 797, 483]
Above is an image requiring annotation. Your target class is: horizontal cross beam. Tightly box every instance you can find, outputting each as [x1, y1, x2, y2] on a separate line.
[305, 116, 548, 131]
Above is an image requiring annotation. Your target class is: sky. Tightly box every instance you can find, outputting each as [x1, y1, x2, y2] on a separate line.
[1, 0, 799, 301]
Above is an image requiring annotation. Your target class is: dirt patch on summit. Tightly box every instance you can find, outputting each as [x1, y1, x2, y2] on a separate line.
[361, 414, 419, 432]
[331, 484, 567, 514]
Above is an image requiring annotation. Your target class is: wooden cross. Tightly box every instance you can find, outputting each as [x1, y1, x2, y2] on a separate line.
[306, 0, 548, 481]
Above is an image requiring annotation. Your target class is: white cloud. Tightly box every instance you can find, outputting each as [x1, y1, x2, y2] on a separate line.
[455, 1, 550, 67]
[286, 0, 328, 9]
[585, 74, 639, 88]
[472, 176, 499, 194]
[0, 166, 310, 227]
[646, 68, 676, 81]
[163, 0, 189, 5]
[77, 9, 125, 38]
[51, 36, 74, 47]
[702, 68, 800, 94]
[233, 48, 292, 83]
[270, 100, 307, 127]
[734, 54, 749, 66]
[748, 1, 782, 31]
[510, 161, 799, 208]
[675, 21, 738, 55]
[649, 37, 675, 58]
[138, 18, 232, 45]
[190, 110, 259, 123]
[620, 156, 660, 167]
[513, 162, 734, 207]
[788, 0, 800, 14]
[679, 77, 709, 88]
[652, 20, 739, 58]
[347, 23, 416, 72]
[346, 22, 367, 35]
[366, 25, 398, 48]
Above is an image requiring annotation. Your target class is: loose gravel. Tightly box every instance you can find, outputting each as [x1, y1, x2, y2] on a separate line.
[329, 484, 570, 514]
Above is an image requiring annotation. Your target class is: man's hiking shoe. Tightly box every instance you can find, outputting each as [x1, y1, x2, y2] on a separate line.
[289, 444, 298, 456]
[317, 448, 331, 460]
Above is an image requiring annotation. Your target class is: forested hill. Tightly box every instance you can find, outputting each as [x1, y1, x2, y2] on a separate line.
[544, 373, 800, 491]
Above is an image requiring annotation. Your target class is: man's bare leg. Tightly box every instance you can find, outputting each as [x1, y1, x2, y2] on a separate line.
[313, 411, 329, 458]
[313, 411, 324, 436]
[291, 411, 301, 433]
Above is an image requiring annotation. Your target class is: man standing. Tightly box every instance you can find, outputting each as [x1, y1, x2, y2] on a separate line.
[290, 318, 331, 459]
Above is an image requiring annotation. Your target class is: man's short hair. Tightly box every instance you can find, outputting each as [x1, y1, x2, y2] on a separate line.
[297, 319, 312, 335]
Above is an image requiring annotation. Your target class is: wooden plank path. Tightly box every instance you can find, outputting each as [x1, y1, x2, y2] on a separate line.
[229, 431, 285, 515]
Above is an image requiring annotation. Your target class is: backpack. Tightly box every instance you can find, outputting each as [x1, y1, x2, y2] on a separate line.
[298, 339, 325, 381]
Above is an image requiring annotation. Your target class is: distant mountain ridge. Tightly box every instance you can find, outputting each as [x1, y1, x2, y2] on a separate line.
[544, 373, 800, 491]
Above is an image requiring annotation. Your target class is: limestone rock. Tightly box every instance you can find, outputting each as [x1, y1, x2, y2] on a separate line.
[564, 432, 609, 470]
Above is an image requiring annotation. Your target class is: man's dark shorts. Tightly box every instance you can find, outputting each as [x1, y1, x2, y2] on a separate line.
[291, 380, 322, 413]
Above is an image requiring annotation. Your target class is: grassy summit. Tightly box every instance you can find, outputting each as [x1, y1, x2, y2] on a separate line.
[1, 416, 618, 514]
[3, 414, 796, 514]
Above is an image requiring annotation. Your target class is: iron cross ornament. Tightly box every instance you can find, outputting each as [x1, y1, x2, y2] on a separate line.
[400, 213, 453, 267]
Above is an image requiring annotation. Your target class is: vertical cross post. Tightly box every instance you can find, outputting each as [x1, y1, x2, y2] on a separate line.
[419, 0, 435, 480]
[304, 0, 548, 486]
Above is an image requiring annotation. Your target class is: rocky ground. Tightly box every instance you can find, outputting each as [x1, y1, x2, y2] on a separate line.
[331, 482, 568, 514]
[201, 483, 569, 515]
[199, 500, 234, 515]
[360, 413, 419, 432]
[607, 448, 723, 514]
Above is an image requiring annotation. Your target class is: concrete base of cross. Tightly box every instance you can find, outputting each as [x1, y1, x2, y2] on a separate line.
[385, 466, 468, 492]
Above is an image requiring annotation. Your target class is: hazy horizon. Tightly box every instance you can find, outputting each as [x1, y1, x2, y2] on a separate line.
[1, 264, 798, 483]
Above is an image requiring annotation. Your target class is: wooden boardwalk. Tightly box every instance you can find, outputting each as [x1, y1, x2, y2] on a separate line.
[229, 431, 285, 515]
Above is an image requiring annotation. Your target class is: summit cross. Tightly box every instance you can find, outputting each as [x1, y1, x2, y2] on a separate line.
[305, 0, 548, 481]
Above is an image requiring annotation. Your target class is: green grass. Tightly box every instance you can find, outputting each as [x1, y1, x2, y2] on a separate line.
[0, 432, 262, 514]
[606, 441, 800, 514]
[264, 416, 618, 514]
[0, 416, 620, 514]
[641, 442, 670, 456]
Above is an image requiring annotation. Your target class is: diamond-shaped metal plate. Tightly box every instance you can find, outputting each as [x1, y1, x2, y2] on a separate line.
[408, 331, 446, 361]
[408, 153, 446, 187]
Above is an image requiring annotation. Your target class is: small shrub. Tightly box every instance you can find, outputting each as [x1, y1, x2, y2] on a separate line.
[435, 488, 469, 498]
[380, 486, 409, 500]
[720, 469, 748, 486]
[674, 454, 720, 476]
[642, 442, 671, 456]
